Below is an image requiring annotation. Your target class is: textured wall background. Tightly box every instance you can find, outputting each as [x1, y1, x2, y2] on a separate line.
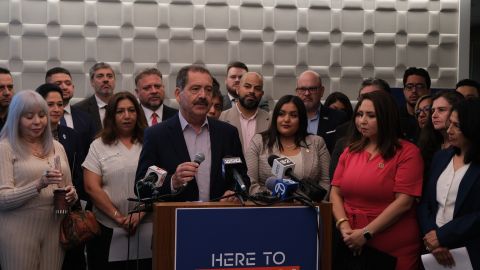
[0, 0, 461, 103]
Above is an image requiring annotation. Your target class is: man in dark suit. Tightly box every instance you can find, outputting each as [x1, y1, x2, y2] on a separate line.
[46, 67, 97, 145]
[0, 67, 14, 131]
[295, 70, 347, 153]
[222, 61, 269, 111]
[134, 67, 177, 126]
[72, 62, 116, 134]
[135, 65, 249, 202]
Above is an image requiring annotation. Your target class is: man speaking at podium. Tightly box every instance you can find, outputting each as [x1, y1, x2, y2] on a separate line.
[135, 65, 249, 202]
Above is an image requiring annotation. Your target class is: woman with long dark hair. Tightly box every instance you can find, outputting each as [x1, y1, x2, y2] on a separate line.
[417, 90, 464, 179]
[246, 95, 330, 198]
[418, 98, 480, 269]
[83, 91, 149, 269]
[330, 91, 423, 270]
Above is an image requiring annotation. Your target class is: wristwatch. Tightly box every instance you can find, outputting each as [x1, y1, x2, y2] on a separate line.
[363, 229, 372, 240]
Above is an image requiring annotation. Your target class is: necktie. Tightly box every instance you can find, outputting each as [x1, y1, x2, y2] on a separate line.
[151, 112, 158, 125]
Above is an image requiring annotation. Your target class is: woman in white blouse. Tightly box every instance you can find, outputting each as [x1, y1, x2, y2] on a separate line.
[418, 98, 480, 269]
[83, 91, 149, 270]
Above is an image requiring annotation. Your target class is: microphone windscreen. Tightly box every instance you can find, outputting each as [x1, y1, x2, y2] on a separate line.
[267, 154, 280, 167]
[194, 153, 205, 164]
[265, 176, 278, 191]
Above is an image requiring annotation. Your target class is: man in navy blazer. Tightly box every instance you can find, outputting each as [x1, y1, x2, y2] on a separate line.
[418, 146, 480, 267]
[295, 70, 347, 153]
[135, 65, 249, 202]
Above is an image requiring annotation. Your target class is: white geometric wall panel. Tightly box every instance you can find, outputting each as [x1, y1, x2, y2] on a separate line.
[0, 0, 460, 102]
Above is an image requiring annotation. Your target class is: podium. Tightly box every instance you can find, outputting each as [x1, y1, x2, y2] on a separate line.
[152, 201, 332, 270]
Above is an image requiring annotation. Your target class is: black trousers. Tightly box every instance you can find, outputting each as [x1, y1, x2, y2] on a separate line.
[62, 244, 86, 270]
[86, 223, 151, 270]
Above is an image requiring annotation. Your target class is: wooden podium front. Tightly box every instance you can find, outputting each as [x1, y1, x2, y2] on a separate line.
[152, 201, 332, 270]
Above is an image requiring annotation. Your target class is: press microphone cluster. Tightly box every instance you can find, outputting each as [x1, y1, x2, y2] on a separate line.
[267, 155, 327, 201]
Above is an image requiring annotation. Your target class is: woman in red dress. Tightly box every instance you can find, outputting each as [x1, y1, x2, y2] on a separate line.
[330, 91, 423, 270]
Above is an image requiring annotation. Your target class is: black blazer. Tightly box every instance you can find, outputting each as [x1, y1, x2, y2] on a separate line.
[69, 106, 97, 147]
[72, 95, 102, 135]
[57, 125, 88, 201]
[135, 114, 250, 201]
[418, 148, 480, 268]
[161, 104, 178, 121]
[316, 105, 348, 153]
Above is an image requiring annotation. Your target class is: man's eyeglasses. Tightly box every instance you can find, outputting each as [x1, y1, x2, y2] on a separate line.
[415, 106, 431, 117]
[295, 86, 320, 94]
[404, 83, 427, 91]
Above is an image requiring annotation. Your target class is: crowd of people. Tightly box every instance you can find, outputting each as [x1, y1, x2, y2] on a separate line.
[0, 62, 479, 270]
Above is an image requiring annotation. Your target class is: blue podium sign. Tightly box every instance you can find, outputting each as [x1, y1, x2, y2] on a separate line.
[174, 206, 320, 270]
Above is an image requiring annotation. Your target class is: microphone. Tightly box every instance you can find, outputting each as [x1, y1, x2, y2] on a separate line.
[136, 165, 167, 198]
[221, 156, 247, 193]
[180, 152, 206, 189]
[193, 152, 205, 165]
[267, 155, 327, 201]
[268, 155, 299, 181]
[265, 177, 299, 200]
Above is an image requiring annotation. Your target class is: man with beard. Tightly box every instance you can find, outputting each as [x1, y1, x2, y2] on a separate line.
[135, 65, 249, 202]
[0, 67, 14, 131]
[45, 67, 96, 145]
[401, 67, 431, 141]
[296, 70, 347, 153]
[73, 62, 116, 134]
[220, 72, 270, 154]
[222, 61, 269, 111]
[134, 68, 177, 126]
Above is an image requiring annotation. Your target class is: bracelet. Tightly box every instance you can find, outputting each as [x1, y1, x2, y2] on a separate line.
[336, 217, 349, 229]
[113, 210, 119, 218]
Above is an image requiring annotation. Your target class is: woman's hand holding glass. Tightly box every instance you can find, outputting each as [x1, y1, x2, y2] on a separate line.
[36, 169, 63, 191]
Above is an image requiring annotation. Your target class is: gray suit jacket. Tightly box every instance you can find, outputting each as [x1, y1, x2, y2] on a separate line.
[219, 107, 270, 153]
[246, 134, 331, 197]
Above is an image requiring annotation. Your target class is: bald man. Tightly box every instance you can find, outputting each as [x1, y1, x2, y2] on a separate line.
[295, 70, 347, 153]
[220, 72, 270, 154]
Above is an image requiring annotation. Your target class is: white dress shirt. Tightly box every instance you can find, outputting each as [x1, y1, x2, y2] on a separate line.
[63, 103, 74, 129]
[94, 95, 108, 127]
[436, 158, 470, 227]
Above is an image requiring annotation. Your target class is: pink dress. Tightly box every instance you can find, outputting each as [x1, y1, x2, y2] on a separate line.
[332, 140, 423, 270]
